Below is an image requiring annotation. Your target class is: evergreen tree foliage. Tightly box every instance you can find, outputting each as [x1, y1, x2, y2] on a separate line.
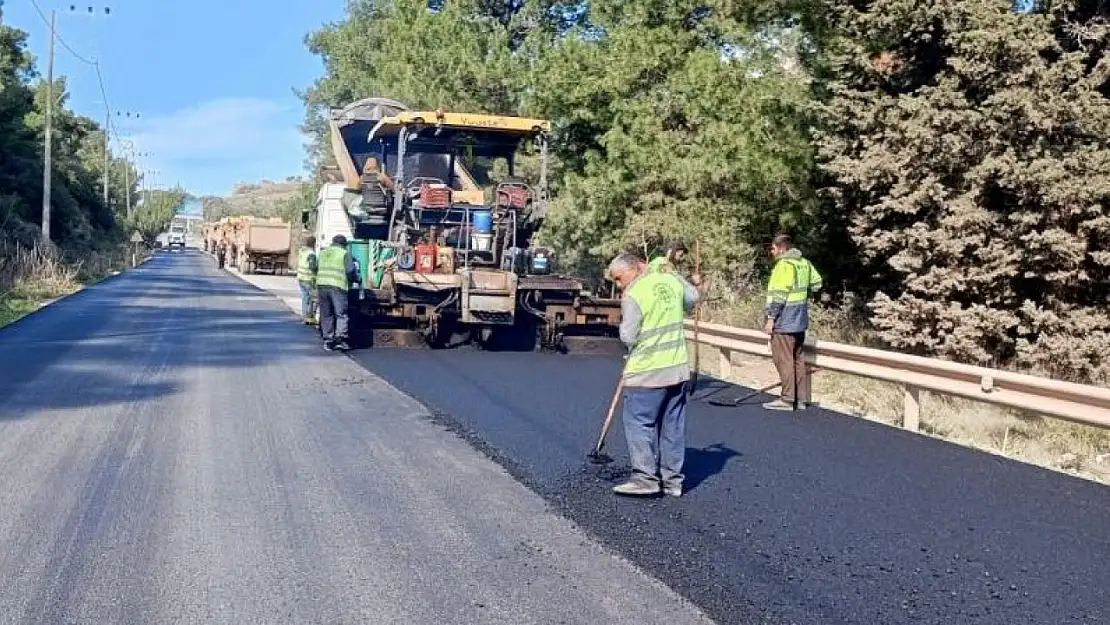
[816, 0, 1110, 380]
[301, 0, 1110, 379]
[127, 189, 188, 245]
[0, 9, 139, 250]
[302, 0, 820, 285]
[531, 1, 819, 283]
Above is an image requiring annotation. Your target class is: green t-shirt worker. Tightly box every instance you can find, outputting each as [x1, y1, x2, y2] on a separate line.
[647, 241, 688, 275]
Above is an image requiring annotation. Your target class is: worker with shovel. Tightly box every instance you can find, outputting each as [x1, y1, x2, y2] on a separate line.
[605, 252, 700, 497]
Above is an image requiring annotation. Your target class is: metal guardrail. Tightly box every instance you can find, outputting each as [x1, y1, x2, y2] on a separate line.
[685, 319, 1110, 432]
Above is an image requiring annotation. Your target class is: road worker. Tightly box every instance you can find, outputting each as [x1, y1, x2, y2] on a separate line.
[606, 251, 699, 498]
[647, 241, 703, 289]
[296, 234, 319, 325]
[762, 233, 823, 411]
[361, 156, 395, 191]
[315, 234, 360, 351]
[647, 241, 687, 275]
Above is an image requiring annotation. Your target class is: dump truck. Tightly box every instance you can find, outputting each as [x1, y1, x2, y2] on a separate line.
[226, 216, 291, 275]
[305, 97, 621, 351]
[202, 217, 234, 255]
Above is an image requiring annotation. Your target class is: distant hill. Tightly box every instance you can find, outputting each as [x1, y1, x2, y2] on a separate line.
[201, 177, 313, 222]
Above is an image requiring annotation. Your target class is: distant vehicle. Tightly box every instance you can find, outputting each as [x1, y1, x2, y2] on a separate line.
[168, 225, 186, 248]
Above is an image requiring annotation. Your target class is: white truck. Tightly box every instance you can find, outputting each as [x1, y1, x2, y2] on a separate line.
[167, 224, 187, 248]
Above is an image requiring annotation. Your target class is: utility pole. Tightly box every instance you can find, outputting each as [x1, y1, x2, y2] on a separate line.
[41, 10, 56, 244]
[125, 162, 131, 218]
[103, 110, 110, 208]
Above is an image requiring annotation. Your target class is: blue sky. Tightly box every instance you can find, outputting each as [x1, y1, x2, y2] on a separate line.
[3, 0, 346, 197]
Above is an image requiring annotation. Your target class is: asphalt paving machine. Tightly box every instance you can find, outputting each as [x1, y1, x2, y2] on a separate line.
[306, 97, 621, 351]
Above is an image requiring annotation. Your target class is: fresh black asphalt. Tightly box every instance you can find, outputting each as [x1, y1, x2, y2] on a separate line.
[0, 250, 714, 624]
[351, 330, 1110, 624]
[2, 248, 1105, 624]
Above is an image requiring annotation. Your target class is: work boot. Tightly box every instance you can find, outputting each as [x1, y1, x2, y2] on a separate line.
[612, 479, 661, 496]
[762, 399, 795, 411]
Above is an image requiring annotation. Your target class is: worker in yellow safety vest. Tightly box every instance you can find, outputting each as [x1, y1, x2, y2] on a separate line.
[606, 251, 699, 498]
[296, 235, 318, 325]
[762, 233, 823, 411]
[647, 241, 687, 275]
[315, 234, 360, 352]
[647, 241, 702, 291]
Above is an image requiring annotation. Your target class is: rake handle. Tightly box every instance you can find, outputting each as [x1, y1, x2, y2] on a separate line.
[593, 378, 623, 454]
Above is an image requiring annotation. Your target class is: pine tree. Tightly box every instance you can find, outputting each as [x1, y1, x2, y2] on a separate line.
[816, 0, 1110, 380]
[531, 0, 820, 283]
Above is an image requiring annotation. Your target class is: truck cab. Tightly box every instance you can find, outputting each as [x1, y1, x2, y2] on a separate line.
[168, 225, 186, 248]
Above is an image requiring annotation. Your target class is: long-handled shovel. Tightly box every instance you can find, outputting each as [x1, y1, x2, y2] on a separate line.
[708, 381, 782, 407]
[691, 239, 701, 393]
[587, 378, 623, 464]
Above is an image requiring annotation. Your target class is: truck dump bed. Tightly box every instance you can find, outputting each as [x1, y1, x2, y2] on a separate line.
[241, 218, 291, 254]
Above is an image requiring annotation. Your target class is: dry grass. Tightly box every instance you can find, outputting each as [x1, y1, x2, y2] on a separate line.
[699, 293, 1110, 485]
[0, 240, 134, 327]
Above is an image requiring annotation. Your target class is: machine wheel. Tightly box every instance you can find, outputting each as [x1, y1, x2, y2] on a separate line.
[425, 316, 467, 349]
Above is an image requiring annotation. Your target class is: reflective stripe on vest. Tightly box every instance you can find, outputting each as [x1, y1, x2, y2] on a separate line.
[296, 248, 315, 283]
[624, 272, 689, 375]
[766, 257, 815, 306]
[316, 245, 348, 290]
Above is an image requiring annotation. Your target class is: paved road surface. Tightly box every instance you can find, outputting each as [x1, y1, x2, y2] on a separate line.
[0, 250, 712, 624]
[351, 327, 1110, 623]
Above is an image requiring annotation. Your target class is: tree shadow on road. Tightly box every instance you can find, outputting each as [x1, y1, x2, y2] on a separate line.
[0, 250, 329, 417]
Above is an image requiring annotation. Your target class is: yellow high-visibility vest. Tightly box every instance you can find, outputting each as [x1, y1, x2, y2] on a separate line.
[296, 247, 316, 284]
[624, 272, 689, 375]
[316, 245, 348, 291]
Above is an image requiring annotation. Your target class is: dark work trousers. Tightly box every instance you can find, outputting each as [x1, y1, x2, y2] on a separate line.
[770, 331, 808, 404]
[621, 382, 688, 488]
[317, 285, 349, 343]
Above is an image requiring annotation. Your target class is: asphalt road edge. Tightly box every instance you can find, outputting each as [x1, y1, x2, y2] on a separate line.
[0, 250, 157, 334]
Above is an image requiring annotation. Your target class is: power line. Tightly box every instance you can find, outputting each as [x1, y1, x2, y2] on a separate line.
[27, 0, 98, 66]
[27, 1, 116, 121]
[27, 1, 133, 235]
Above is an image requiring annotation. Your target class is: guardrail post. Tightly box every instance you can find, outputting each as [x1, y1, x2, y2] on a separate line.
[903, 386, 921, 432]
[719, 348, 732, 379]
[803, 366, 814, 406]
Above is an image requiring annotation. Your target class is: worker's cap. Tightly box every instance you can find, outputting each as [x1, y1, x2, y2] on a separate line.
[332, 234, 348, 246]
